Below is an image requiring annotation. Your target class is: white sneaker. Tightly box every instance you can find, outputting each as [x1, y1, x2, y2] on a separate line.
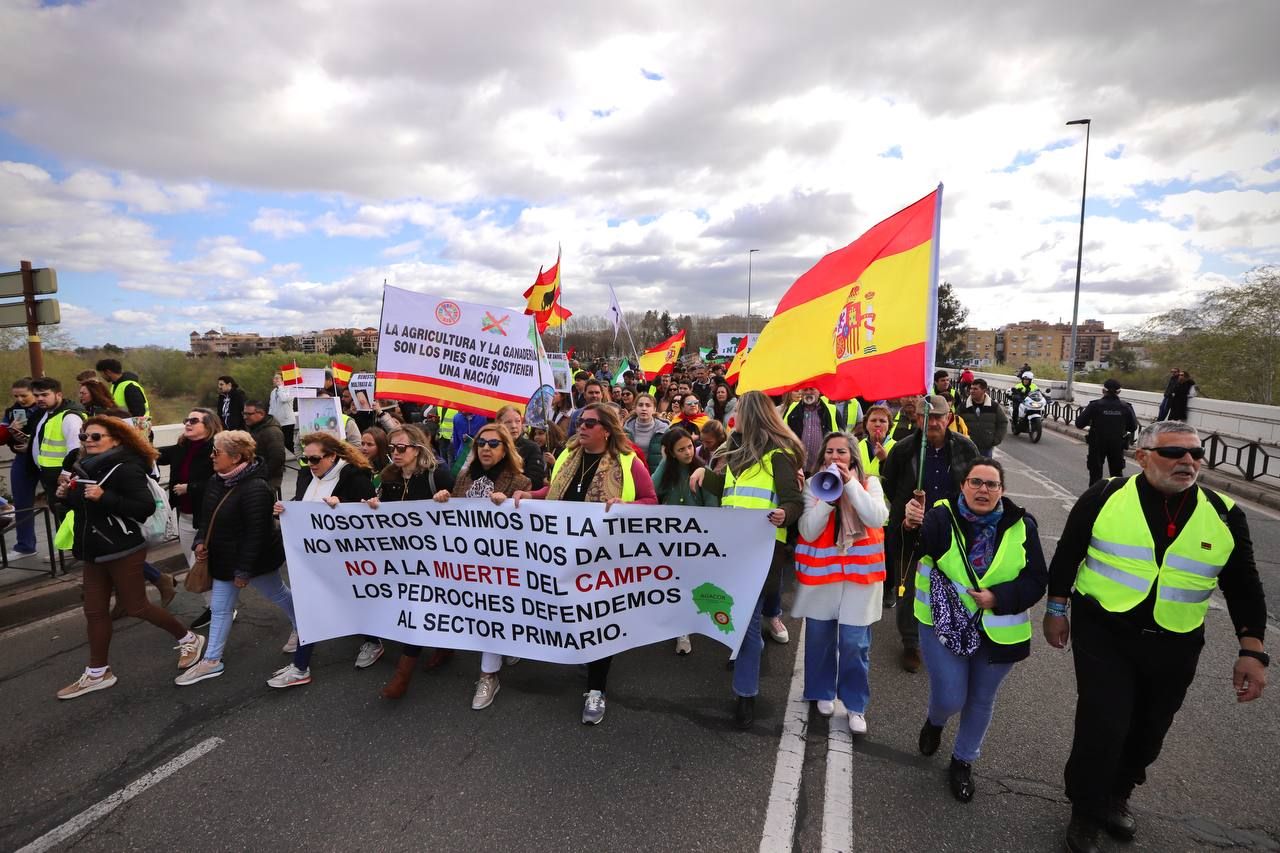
[267, 664, 312, 688]
[674, 635, 692, 656]
[471, 674, 500, 710]
[848, 712, 867, 735]
[354, 640, 384, 669]
[816, 700, 835, 717]
[764, 616, 790, 644]
[282, 630, 299, 654]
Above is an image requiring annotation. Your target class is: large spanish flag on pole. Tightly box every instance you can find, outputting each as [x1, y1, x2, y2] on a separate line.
[737, 186, 942, 401]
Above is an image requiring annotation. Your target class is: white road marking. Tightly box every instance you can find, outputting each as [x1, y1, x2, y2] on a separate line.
[822, 700, 853, 853]
[15, 736, 224, 853]
[0, 606, 81, 641]
[759, 624, 809, 853]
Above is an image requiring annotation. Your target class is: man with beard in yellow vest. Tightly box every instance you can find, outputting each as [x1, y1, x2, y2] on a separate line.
[1046, 421, 1268, 853]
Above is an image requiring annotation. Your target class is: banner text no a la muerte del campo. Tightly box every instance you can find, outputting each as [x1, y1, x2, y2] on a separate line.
[281, 500, 777, 663]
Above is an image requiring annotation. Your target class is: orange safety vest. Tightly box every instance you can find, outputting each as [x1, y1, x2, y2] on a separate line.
[794, 512, 886, 586]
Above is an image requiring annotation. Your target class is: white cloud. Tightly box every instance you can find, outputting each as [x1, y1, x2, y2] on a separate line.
[251, 208, 308, 238]
[382, 239, 422, 257]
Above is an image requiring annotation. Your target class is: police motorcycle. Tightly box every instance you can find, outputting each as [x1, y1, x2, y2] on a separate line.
[1010, 389, 1047, 443]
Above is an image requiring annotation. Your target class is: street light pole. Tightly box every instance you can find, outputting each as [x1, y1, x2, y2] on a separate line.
[1065, 118, 1091, 403]
[746, 248, 760, 335]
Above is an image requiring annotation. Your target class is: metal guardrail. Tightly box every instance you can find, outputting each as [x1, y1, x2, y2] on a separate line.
[990, 388, 1280, 487]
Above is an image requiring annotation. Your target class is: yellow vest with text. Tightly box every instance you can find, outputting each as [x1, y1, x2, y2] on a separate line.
[1076, 477, 1233, 633]
[913, 500, 1033, 645]
[111, 379, 151, 419]
[722, 448, 788, 542]
[37, 410, 71, 469]
[551, 450, 637, 502]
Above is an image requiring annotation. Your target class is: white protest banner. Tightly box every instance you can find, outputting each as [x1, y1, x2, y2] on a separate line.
[281, 499, 776, 663]
[280, 386, 316, 400]
[716, 333, 760, 358]
[296, 396, 343, 439]
[297, 367, 328, 388]
[375, 285, 554, 417]
[349, 373, 376, 411]
[545, 352, 572, 393]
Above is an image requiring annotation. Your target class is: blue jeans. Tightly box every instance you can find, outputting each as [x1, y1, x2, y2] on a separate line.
[9, 454, 38, 553]
[918, 624, 1014, 763]
[733, 592, 766, 697]
[206, 572, 297, 661]
[803, 620, 872, 714]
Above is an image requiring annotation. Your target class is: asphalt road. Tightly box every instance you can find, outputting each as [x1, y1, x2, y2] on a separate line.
[1, 428, 1276, 852]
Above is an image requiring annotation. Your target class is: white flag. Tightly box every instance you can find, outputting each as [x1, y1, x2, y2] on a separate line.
[608, 285, 623, 341]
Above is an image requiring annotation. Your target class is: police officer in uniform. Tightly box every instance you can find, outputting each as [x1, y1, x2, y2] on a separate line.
[1074, 378, 1138, 485]
[1045, 421, 1267, 853]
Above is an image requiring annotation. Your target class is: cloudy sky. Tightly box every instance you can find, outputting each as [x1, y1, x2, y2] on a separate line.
[1, 0, 1276, 349]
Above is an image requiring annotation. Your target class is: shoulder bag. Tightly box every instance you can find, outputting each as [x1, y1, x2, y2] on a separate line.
[184, 486, 236, 593]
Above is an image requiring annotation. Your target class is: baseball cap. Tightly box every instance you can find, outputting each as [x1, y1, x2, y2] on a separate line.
[923, 394, 951, 415]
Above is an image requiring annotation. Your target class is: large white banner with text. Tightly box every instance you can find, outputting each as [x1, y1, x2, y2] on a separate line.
[281, 499, 775, 663]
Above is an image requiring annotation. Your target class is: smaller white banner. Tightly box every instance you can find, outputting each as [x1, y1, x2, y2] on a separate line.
[296, 396, 343, 439]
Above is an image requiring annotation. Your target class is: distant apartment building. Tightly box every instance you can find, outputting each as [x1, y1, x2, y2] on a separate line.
[959, 319, 1117, 369]
[189, 327, 380, 356]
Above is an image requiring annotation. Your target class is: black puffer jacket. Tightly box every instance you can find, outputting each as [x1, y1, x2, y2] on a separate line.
[157, 439, 214, 515]
[196, 460, 286, 581]
[377, 467, 455, 502]
[61, 447, 154, 563]
[293, 461, 375, 503]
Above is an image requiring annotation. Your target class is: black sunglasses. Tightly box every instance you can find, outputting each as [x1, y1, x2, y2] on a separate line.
[78, 432, 108, 442]
[301, 454, 331, 465]
[182, 417, 203, 425]
[474, 438, 503, 449]
[389, 443, 420, 454]
[577, 418, 602, 430]
[1149, 446, 1205, 461]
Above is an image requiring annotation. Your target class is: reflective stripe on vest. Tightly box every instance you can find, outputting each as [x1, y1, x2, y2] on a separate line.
[112, 379, 151, 418]
[1076, 477, 1233, 632]
[912, 500, 1033, 645]
[438, 409, 455, 441]
[858, 436, 895, 478]
[722, 448, 788, 542]
[794, 510, 886, 585]
[37, 410, 69, 468]
[550, 450, 637, 502]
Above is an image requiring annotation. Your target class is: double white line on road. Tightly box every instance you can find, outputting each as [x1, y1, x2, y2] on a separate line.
[16, 737, 224, 853]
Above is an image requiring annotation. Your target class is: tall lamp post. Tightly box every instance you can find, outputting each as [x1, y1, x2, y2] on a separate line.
[1065, 118, 1091, 403]
[746, 248, 760, 335]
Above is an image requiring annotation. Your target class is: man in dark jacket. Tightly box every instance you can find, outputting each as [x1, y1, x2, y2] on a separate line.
[1074, 378, 1138, 485]
[957, 379, 1008, 457]
[217, 376, 246, 430]
[95, 359, 150, 420]
[1156, 367, 1180, 421]
[880, 395, 980, 672]
[784, 387, 845, 475]
[243, 400, 286, 496]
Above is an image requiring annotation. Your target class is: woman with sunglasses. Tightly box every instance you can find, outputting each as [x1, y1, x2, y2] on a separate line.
[54, 417, 206, 699]
[158, 408, 224, 628]
[177, 430, 298, 686]
[367, 425, 456, 700]
[906, 458, 1047, 803]
[689, 391, 805, 729]
[794, 431, 889, 735]
[513, 402, 657, 725]
[496, 405, 547, 490]
[670, 394, 710, 436]
[431, 422, 531, 710]
[269, 432, 377, 688]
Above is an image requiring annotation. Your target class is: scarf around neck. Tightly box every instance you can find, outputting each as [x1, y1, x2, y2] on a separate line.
[546, 444, 624, 503]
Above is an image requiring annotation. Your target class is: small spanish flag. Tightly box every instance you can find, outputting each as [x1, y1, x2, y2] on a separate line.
[280, 362, 302, 386]
[331, 361, 354, 386]
[638, 330, 686, 381]
[523, 248, 573, 333]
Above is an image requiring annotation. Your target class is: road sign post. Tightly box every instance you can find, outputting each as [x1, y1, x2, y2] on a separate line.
[0, 261, 60, 379]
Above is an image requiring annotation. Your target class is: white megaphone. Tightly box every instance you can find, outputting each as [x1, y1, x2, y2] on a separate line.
[811, 464, 845, 502]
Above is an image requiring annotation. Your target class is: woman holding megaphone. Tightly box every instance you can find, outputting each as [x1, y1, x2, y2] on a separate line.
[793, 432, 889, 735]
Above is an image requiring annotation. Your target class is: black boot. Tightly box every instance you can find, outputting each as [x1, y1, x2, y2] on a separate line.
[918, 719, 943, 756]
[1104, 796, 1137, 841]
[1065, 811, 1102, 853]
[734, 696, 755, 730]
[948, 756, 975, 803]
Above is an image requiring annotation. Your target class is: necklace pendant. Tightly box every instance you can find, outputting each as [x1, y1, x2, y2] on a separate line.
[1167, 522, 1177, 538]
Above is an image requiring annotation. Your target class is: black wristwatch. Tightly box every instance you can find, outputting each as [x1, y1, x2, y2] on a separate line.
[1238, 649, 1270, 667]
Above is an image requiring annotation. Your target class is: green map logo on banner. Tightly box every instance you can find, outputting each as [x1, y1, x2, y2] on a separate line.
[691, 582, 735, 634]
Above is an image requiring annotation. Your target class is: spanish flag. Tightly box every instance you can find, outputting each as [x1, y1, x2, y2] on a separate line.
[523, 248, 573, 333]
[737, 186, 942, 401]
[279, 362, 302, 386]
[331, 361, 354, 386]
[638, 329, 686, 381]
[725, 334, 750, 385]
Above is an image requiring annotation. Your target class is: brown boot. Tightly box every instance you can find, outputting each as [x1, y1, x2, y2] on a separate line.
[380, 655, 417, 700]
[154, 571, 177, 607]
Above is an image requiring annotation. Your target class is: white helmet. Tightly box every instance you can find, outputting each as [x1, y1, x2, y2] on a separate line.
[1022, 372, 1034, 380]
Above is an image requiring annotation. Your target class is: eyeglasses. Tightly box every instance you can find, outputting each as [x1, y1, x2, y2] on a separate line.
[474, 438, 503, 449]
[964, 477, 1003, 491]
[78, 432, 108, 442]
[210, 447, 224, 457]
[182, 417, 202, 426]
[577, 418, 601, 430]
[1149, 446, 1205, 461]
[301, 454, 331, 465]
[389, 443, 420, 454]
